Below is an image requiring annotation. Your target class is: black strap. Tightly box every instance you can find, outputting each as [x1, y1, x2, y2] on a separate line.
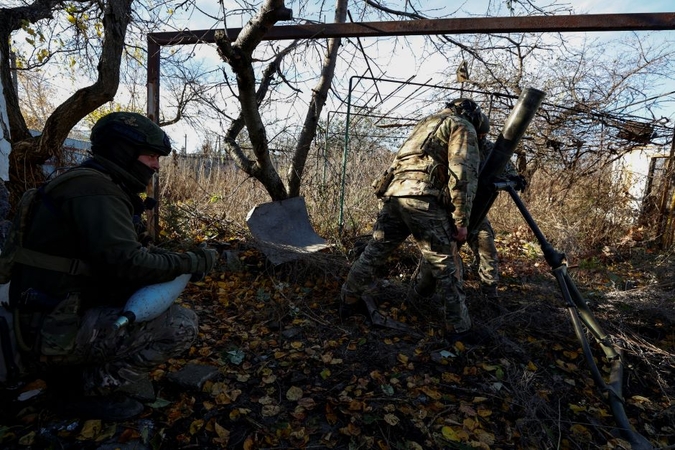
[0, 315, 19, 383]
[13, 247, 92, 276]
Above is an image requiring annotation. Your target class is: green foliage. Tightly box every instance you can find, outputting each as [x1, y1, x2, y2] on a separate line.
[520, 241, 542, 260]
[578, 256, 603, 271]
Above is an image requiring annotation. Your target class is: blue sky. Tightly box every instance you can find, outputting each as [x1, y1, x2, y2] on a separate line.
[158, 1, 675, 151]
[574, 0, 674, 14]
[178, 1, 675, 31]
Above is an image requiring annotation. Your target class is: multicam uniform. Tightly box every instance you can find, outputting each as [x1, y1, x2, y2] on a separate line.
[343, 109, 480, 333]
[467, 139, 518, 292]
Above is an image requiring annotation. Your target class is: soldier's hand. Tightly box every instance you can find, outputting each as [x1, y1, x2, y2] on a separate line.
[184, 246, 220, 278]
[195, 247, 219, 273]
[453, 226, 468, 244]
[508, 174, 528, 192]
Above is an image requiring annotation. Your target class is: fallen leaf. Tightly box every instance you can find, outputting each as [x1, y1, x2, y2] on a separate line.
[189, 419, 204, 435]
[286, 386, 303, 401]
[441, 426, 461, 442]
[475, 429, 495, 445]
[77, 420, 102, 440]
[261, 404, 281, 417]
[95, 424, 117, 442]
[297, 397, 316, 409]
[383, 413, 399, 426]
[569, 404, 587, 413]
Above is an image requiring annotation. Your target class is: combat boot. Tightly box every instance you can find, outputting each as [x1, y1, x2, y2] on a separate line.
[339, 285, 368, 320]
[481, 284, 499, 299]
[54, 392, 144, 421]
[46, 368, 145, 421]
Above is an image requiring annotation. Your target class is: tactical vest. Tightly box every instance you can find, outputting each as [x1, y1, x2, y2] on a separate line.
[379, 112, 456, 204]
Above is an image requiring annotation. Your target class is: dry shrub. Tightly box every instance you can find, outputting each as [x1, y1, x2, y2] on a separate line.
[156, 148, 638, 263]
[157, 154, 268, 242]
[489, 168, 640, 260]
[155, 147, 394, 247]
[302, 146, 393, 240]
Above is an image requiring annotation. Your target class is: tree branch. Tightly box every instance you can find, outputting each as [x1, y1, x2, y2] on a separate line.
[288, 0, 347, 197]
[215, 0, 292, 200]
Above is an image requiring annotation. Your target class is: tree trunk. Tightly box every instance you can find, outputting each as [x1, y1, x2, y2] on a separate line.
[216, 0, 291, 201]
[223, 40, 299, 201]
[0, 0, 133, 206]
[288, 0, 348, 198]
[217, 0, 346, 202]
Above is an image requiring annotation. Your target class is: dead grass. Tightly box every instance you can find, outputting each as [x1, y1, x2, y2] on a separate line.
[146, 150, 673, 449]
[157, 148, 647, 260]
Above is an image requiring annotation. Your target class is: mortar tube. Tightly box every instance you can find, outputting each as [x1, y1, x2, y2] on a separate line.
[468, 88, 546, 234]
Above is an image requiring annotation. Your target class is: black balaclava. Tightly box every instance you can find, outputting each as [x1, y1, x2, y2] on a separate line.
[90, 140, 155, 193]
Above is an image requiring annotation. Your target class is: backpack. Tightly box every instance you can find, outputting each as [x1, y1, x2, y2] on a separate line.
[0, 187, 40, 284]
[0, 169, 97, 287]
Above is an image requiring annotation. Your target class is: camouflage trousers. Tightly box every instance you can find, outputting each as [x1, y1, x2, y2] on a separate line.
[27, 304, 198, 396]
[467, 218, 499, 288]
[343, 196, 471, 333]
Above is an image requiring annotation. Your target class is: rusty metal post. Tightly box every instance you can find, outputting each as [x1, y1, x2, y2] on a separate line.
[146, 37, 161, 240]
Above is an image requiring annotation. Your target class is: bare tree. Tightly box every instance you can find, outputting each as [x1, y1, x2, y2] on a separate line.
[462, 31, 675, 188]
[212, 0, 348, 201]
[0, 0, 134, 201]
[0, 0, 215, 206]
[15, 69, 57, 132]
[358, 0, 675, 182]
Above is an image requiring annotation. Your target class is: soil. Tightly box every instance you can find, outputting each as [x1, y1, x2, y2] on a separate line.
[0, 239, 673, 449]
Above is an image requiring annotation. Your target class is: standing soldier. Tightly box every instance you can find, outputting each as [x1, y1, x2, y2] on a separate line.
[341, 98, 483, 337]
[468, 118, 527, 298]
[0, 112, 219, 420]
[413, 116, 527, 300]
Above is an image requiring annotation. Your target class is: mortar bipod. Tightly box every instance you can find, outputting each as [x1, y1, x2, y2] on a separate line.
[493, 179, 654, 450]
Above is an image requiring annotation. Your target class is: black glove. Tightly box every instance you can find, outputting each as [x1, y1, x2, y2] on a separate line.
[184, 247, 219, 276]
[508, 174, 528, 192]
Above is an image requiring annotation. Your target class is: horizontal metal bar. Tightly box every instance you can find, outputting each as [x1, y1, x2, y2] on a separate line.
[149, 13, 675, 46]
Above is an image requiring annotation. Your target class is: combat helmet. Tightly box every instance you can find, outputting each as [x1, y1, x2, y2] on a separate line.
[91, 112, 172, 157]
[446, 98, 485, 133]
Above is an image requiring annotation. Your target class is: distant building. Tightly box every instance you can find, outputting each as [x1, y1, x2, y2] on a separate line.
[28, 131, 91, 178]
[613, 143, 672, 223]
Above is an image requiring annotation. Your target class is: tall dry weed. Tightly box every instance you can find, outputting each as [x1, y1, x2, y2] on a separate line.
[156, 146, 641, 262]
[158, 154, 268, 242]
[489, 168, 643, 260]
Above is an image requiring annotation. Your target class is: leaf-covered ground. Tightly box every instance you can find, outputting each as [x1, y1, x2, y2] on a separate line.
[1, 236, 673, 449]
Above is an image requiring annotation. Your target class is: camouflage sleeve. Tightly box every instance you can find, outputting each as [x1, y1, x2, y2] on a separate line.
[503, 160, 519, 177]
[482, 139, 519, 177]
[440, 117, 480, 228]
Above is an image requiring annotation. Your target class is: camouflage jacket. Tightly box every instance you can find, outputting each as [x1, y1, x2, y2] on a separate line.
[479, 139, 518, 178]
[383, 109, 480, 228]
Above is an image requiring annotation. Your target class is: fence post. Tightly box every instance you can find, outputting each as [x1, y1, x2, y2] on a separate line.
[657, 127, 675, 248]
